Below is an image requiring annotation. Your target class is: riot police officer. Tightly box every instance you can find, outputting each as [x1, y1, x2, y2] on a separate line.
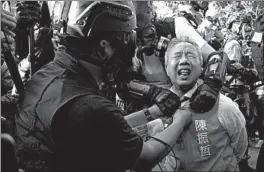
[15, 2, 191, 172]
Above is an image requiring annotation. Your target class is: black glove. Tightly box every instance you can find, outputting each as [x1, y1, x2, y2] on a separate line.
[15, 1, 40, 29]
[228, 62, 245, 75]
[146, 86, 181, 117]
[190, 78, 222, 113]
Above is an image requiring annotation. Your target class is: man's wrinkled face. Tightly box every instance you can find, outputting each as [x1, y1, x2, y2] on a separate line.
[166, 42, 202, 90]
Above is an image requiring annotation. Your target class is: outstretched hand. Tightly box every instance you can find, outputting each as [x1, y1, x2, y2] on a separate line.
[172, 107, 193, 127]
[146, 86, 181, 117]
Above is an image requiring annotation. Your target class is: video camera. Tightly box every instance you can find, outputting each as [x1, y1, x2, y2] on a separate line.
[136, 16, 173, 59]
[151, 36, 171, 58]
[137, 34, 171, 59]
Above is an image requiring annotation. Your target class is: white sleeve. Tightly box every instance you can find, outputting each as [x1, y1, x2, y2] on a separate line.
[224, 40, 242, 62]
[218, 94, 248, 162]
[174, 17, 207, 48]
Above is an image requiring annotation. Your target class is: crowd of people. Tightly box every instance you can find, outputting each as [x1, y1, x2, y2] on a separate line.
[1, 1, 264, 172]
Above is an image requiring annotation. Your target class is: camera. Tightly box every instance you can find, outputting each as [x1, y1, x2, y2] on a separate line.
[137, 35, 170, 59]
[151, 36, 171, 58]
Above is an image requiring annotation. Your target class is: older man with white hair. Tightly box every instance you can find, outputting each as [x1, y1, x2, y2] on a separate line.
[163, 37, 248, 171]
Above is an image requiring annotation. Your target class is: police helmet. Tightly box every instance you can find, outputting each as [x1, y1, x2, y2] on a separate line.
[49, 1, 137, 83]
[50, 1, 136, 65]
[50, 1, 136, 38]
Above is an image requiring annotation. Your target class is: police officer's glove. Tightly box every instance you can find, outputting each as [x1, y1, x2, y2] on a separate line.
[243, 68, 259, 82]
[190, 78, 222, 113]
[229, 62, 245, 75]
[15, 1, 40, 29]
[146, 86, 181, 117]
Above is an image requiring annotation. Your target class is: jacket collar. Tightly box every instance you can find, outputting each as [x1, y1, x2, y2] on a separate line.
[54, 48, 99, 89]
[170, 83, 198, 100]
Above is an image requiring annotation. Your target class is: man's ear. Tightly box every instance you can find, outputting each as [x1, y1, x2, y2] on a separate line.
[100, 40, 109, 48]
[200, 67, 203, 76]
[165, 65, 170, 77]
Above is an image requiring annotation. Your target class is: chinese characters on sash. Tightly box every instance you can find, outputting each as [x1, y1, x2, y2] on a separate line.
[195, 120, 211, 157]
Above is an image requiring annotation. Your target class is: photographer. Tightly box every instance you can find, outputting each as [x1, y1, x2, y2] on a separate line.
[224, 15, 259, 172]
[197, 3, 224, 50]
[132, 1, 172, 89]
[115, 1, 172, 113]
[15, 2, 192, 172]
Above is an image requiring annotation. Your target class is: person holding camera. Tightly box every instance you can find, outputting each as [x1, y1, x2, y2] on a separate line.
[131, 1, 172, 89]
[197, 3, 224, 50]
[223, 15, 259, 172]
[15, 2, 193, 172]
[114, 1, 172, 113]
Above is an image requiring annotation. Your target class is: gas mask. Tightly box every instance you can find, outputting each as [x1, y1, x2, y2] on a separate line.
[136, 22, 170, 58]
[241, 23, 252, 40]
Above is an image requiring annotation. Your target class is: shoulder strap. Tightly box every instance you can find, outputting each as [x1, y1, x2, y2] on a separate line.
[61, 1, 71, 22]
[52, 1, 72, 33]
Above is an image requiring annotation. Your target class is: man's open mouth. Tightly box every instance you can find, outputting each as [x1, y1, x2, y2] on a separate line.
[178, 69, 191, 76]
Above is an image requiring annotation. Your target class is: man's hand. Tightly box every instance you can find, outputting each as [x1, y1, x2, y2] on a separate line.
[146, 86, 181, 117]
[172, 108, 193, 127]
[15, 1, 40, 28]
[1, 9, 17, 30]
[190, 78, 221, 113]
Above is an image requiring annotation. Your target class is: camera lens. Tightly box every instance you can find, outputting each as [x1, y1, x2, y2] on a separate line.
[152, 36, 170, 57]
